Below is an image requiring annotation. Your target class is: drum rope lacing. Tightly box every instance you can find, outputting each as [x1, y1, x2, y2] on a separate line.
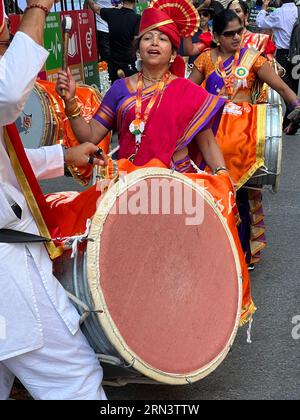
[56, 219, 92, 258]
[246, 316, 254, 344]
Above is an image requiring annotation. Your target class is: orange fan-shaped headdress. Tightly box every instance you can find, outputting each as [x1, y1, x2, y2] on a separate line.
[139, 0, 200, 49]
[151, 0, 200, 38]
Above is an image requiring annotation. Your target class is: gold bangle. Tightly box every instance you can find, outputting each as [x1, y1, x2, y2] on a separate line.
[66, 105, 80, 116]
[64, 97, 79, 114]
[65, 97, 78, 107]
[67, 109, 82, 120]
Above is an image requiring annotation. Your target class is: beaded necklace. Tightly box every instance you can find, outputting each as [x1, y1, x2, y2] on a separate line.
[216, 49, 240, 99]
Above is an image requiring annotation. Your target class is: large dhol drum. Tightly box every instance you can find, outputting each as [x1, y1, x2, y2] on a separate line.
[15, 84, 59, 149]
[54, 168, 243, 385]
[246, 88, 283, 192]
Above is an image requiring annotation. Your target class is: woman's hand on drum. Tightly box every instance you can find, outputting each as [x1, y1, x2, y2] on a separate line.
[56, 68, 76, 101]
[65, 143, 108, 168]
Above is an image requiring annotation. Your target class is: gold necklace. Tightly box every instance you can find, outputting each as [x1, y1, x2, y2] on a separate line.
[142, 72, 167, 83]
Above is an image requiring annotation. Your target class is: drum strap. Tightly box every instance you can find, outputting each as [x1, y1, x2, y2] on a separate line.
[3, 124, 63, 259]
[0, 229, 51, 243]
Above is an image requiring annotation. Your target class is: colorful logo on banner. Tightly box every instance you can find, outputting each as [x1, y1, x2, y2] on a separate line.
[8, 10, 99, 88]
[60, 11, 81, 66]
[44, 13, 63, 71]
[78, 10, 98, 63]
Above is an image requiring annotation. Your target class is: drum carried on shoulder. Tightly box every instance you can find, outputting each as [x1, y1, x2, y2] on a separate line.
[54, 167, 243, 385]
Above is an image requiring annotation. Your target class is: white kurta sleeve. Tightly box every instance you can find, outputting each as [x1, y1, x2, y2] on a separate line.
[25, 145, 64, 180]
[0, 31, 49, 126]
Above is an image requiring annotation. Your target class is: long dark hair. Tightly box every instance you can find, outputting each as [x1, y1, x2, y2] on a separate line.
[212, 9, 242, 35]
[227, 0, 249, 15]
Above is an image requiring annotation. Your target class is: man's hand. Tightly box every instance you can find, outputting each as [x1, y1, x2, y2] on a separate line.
[262, 0, 270, 10]
[65, 143, 108, 168]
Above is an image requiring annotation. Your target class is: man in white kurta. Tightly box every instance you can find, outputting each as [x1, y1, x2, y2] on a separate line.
[0, 1, 106, 400]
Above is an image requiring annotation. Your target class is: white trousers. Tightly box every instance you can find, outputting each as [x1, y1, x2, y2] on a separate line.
[0, 253, 107, 400]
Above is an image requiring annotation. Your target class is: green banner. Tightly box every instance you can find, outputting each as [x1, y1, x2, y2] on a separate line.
[44, 13, 63, 71]
[135, 3, 149, 15]
[83, 61, 100, 89]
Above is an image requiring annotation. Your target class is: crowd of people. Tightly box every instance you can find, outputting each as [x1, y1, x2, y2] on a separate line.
[1, 0, 300, 400]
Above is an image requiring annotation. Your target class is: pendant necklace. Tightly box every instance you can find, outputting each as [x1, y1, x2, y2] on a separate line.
[129, 71, 170, 158]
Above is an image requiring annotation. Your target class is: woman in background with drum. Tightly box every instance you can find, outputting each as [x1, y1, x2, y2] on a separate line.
[189, 9, 300, 268]
[56, 0, 227, 177]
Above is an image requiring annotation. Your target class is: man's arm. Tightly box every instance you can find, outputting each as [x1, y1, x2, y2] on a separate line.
[25, 145, 65, 180]
[87, 0, 101, 14]
[0, 33, 48, 125]
[256, 0, 281, 29]
[0, 1, 56, 126]
[18, 1, 56, 46]
[26, 143, 106, 180]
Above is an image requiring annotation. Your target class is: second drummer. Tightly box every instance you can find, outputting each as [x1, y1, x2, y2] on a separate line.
[189, 9, 300, 268]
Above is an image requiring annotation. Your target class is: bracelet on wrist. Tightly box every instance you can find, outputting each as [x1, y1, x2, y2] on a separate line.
[24, 3, 50, 16]
[67, 108, 82, 120]
[213, 166, 228, 175]
[64, 97, 78, 107]
[65, 98, 81, 118]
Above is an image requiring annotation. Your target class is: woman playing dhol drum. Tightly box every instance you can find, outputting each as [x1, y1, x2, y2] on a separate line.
[189, 9, 300, 268]
[56, 1, 227, 176]
[55, 1, 255, 324]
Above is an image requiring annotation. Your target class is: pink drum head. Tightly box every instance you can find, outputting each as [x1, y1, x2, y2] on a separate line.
[88, 169, 242, 384]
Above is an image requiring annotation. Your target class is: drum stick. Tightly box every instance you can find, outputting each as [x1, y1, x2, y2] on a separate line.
[61, 16, 73, 96]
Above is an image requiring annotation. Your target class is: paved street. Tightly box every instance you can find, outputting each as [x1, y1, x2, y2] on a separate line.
[42, 133, 300, 400]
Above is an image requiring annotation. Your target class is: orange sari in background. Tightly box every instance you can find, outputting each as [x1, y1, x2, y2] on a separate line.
[194, 47, 267, 187]
[194, 47, 267, 265]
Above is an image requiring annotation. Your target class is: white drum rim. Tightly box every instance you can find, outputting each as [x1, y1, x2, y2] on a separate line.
[87, 167, 243, 385]
[273, 95, 283, 193]
[34, 84, 53, 147]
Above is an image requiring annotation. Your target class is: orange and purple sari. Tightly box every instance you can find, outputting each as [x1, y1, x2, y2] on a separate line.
[194, 47, 268, 265]
[93, 77, 225, 171]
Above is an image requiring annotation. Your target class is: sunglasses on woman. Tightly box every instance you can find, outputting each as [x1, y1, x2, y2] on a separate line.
[199, 11, 210, 18]
[221, 27, 244, 38]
